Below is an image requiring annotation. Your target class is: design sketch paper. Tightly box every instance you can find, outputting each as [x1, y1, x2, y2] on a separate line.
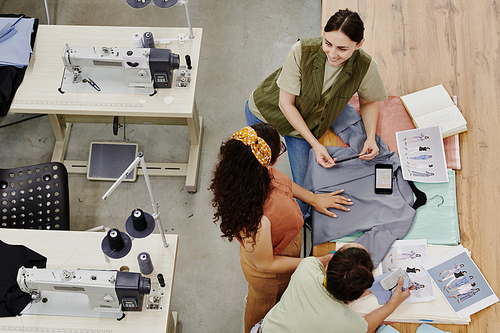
[379, 239, 435, 303]
[421, 245, 499, 318]
[396, 126, 449, 182]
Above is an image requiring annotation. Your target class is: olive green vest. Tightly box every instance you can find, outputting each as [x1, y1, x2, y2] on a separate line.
[254, 37, 371, 139]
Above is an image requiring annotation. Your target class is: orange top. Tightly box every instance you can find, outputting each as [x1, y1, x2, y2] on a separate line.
[237, 168, 303, 254]
[264, 168, 304, 254]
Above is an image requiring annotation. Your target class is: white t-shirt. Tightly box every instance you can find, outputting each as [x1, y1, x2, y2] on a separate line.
[261, 257, 368, 333]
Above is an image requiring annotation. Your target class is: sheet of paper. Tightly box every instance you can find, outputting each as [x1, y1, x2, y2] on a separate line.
[396, 126, 449, 183]
[400, 84, 454, 117]
[421, 245, 499, 318]
[379, 239, 435, 303]
[414, 105, 467, 136]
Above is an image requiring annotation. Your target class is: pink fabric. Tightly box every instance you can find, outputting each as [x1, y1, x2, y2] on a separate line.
[337, 96, 460, 170]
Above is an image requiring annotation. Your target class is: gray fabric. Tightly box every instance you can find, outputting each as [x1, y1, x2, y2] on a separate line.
[303, 105, 416, 266]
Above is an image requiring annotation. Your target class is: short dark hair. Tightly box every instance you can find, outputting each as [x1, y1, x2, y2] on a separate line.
[326, 246, 374, 303]
[324, 9, 365, 43]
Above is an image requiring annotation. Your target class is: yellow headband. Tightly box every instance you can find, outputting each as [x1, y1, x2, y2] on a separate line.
[232, 126, 272, 167]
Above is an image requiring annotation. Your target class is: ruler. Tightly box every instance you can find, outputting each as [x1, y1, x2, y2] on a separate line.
[0, 325, 113, 332]
[14, 100, 144, 108]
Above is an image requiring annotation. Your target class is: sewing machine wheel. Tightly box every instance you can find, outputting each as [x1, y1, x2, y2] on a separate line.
[113, 116, 120, 135]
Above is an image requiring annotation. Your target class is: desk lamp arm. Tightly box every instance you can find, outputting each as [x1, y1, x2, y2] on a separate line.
[102, 152, 169, 248]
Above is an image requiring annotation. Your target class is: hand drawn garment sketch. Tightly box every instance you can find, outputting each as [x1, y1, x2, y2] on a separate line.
[448, 275, 472, 289]
[404, 146, 430, 155]
[409, 171, 434, 177]
[303, 105, 416, 266]
[456, 289, 479, 302]
[404, 134, 429, 144]
[408, 155, 432, 160]
[407, 163, 433, 169]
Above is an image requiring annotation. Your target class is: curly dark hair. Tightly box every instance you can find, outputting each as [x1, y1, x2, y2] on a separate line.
[210, 123, 281, 243]
[326, 246, 374, 303]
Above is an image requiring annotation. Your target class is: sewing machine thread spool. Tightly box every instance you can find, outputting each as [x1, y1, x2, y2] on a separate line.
[143, 32, 155, 48]
[101, 228, 132, 259]
[132, 32, 143, 48]
[132, 209, 147, 231]
[138, 252, 154, 275]
[108, 228, 125, 252]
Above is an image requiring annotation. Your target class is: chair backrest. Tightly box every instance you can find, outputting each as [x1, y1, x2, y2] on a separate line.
[0, 162, 70, 230]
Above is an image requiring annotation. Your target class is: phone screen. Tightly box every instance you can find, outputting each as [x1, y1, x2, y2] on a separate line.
[375, 164, 393, 194]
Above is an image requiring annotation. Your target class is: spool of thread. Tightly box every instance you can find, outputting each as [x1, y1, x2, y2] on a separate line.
[132, 32, 143, 48]
[132, 209, 147, 231]
[108, 228, 125, 252]
[143, 32, 155, 48]
[138, 252, 154, 275]
[157, 273, 165, 288]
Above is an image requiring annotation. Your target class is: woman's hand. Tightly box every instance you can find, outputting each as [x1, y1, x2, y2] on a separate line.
[387, 277, 412, 308]
[312, 143, 335, 168]
[311, 189, 353, 218]
[359, 137, 379, 160]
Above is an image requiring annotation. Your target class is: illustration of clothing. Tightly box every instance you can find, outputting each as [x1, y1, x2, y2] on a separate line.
[407, 164, 433, 169]
[457, 284, 474, 294]
[445, 263, 462, 275]
[457, 289, 478, 302]
[414, 282, 424, 290]
[445, 271, 466, 287]
[404, 134, 428, 144]
[405, 146, 430, 154]
[409, 171, 434, 177]
[408, 155, 432, 160]
[401, 251, 417, 259]
[449, 276, 472, 289]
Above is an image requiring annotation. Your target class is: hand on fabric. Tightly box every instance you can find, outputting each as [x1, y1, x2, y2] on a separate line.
[359, 137, 379, 160]
[311, 189, 352, 218]
[313, 144, 335, 168]
[387, 277, 412, 308]
[317, 253, 333, 268]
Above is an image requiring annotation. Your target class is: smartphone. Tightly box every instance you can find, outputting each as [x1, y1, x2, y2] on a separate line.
[375, 164, 393, 194]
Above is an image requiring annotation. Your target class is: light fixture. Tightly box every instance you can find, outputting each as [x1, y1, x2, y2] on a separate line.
[102, 152, 169, 253]
[126, 0, 195, 39]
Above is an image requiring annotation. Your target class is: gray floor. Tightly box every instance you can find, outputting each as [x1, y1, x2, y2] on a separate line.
[0, 1, 320, 332]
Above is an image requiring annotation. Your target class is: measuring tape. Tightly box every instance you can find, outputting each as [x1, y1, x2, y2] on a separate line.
[0, 325, 113, 332]
[14, 100, 144, 108]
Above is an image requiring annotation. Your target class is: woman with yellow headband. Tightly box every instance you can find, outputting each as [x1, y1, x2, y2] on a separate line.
[210, 123, 353, 333]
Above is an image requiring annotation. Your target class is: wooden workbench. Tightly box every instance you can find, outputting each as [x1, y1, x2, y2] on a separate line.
[319, 1, 500, 332]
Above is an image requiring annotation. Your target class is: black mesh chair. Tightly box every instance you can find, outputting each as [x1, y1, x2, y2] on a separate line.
[0, 162, 70, 230]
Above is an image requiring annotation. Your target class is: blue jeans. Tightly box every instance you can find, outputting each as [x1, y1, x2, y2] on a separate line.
[245, 101, 311, 215]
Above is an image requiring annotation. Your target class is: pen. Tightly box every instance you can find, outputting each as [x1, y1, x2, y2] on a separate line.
[334, 155, 360, 164]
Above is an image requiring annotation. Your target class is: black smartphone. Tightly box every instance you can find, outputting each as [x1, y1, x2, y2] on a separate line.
[375, 164, 393, 194]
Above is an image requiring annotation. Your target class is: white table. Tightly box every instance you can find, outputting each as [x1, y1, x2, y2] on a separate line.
[10, 25, 203, 192]
[0, 229, 179, 333]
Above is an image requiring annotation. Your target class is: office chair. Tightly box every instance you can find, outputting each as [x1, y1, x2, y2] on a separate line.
[0, 162, 70, 230]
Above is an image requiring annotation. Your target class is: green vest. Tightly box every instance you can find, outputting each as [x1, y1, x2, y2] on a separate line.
[254, 37, 372, 139]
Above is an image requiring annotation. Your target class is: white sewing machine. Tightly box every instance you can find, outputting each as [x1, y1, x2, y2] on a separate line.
[17, 266, 150, 319]
[60, 44, 179, 95]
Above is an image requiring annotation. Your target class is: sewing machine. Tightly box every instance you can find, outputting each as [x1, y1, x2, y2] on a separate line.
[17, 266, 151, 319]
[60, 44, 179, 94]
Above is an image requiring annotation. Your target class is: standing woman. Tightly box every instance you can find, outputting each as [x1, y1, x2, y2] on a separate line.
[245, 9, 388, 209]
[210, 123, 352, 332]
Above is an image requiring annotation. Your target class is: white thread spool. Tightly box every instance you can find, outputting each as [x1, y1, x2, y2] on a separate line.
[138, 252, 154, 275]
[132, 32, 143, 48]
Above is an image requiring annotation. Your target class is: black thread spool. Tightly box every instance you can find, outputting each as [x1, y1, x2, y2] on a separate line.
[101, 228, 132, 259]
[157, 273, 165, 287]
[143, 32, 155, 48]
[132, 209, 147, 231]
[138, 252, 154, 275]
[108, 228, 124, 252]
[126, 208, 155, 238]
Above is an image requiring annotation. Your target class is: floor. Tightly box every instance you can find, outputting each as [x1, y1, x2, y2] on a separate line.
[0, 1, 320, 332]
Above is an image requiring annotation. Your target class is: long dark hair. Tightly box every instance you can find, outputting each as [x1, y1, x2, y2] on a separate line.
[324, 9, 365, 44]
[326, 246, 374, 303]
[210, 123, 281, 243]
